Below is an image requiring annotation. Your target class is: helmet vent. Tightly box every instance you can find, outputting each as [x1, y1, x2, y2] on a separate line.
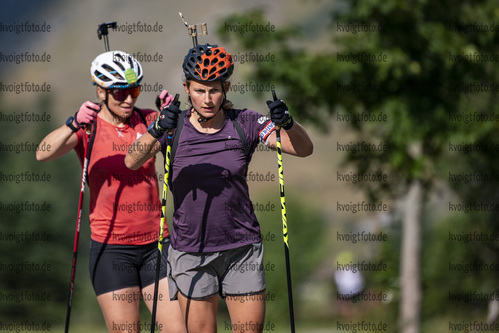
[95, 70, 111, 82]
[102, 64, 124, 80]
[114, 53, 125, 62]
[113, 61, 125, 72]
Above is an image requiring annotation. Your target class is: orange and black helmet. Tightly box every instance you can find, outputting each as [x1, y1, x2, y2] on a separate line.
[182, 43, 234, 82]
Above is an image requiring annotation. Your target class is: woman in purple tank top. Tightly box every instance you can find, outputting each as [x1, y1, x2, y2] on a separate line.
[125, 43, 313, 333]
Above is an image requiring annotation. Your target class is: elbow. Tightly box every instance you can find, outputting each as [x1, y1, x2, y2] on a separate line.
[36, 151, 49, 162]
[124, 156, 140, 170]
[306, 143, 314, 157]
[298, 142, 314, 158]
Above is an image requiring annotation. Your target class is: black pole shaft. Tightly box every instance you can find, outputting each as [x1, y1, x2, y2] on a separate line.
[284, 243, 296, 332]
[103, 35, 110, 52]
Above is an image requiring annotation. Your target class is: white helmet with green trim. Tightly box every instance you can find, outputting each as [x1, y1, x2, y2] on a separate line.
[90, 50, 143, 88]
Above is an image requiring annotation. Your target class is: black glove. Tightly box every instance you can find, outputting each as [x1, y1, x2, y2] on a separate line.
[266, 98, 294, 130]
[148, 94, 181, 139]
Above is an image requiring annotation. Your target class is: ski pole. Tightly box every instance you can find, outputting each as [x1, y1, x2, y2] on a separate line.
[64, 127, 91, 333]
[150, 94, 180, 333]
[97, 22, 117, 52]
[272, 89, 296, 333]
[65, 22, 115, 332]
[179, 12, 208, 47]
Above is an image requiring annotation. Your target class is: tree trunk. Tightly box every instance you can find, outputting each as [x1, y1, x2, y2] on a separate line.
[487, 299, 499, 324]
[399, 179, 423, 333]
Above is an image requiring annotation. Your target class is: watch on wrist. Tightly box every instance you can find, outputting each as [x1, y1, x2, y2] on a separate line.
[65, 116, 79, 133]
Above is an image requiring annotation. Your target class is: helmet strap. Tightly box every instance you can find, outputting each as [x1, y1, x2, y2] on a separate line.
[104, 91, 110, 112]
[194, 108, 215, 123]
[221, 83, 228, 107]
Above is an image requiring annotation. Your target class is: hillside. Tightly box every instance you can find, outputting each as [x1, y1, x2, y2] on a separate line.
[0, 0, 349, 330]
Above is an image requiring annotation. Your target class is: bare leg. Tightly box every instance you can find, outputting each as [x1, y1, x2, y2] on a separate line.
[177, 293, 218, 333]
[142, 277, 186, 333]
[97, 286, 141, 332]
[226, 293, 266, 333]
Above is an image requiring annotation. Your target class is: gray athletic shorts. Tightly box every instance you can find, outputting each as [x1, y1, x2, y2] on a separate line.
[168, 242, 266, 300]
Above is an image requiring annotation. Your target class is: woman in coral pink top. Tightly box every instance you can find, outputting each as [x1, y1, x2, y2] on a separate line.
[36, 50, 185, 333]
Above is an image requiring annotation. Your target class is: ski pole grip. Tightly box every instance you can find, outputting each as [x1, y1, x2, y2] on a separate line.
[172, 93, 180, 107]
[97, 22, 117, 39]
[271, 89, 281, 130]
[166, 94, 181, 136]
[97, 22, 117, 52]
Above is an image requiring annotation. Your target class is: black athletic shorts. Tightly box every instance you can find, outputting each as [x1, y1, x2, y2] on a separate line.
[89, 238, 171, 296]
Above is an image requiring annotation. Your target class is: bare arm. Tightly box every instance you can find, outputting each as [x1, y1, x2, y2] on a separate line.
[36, 124, 79, 162]
[125, 132, 162, 170]
[266, 121, 313, 157]
[36, 101, 101, 162]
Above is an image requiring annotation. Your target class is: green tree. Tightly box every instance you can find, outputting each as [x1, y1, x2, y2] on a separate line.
[0, 95, 82, 325]
[218, 1, 499, 332]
